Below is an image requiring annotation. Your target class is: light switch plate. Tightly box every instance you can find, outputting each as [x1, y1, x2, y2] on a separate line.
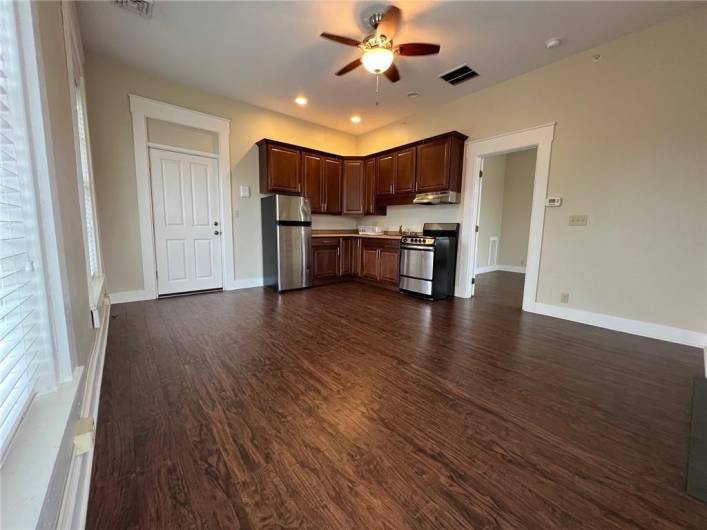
[569, 215, 588, 226]
[239, 185, 251, 198]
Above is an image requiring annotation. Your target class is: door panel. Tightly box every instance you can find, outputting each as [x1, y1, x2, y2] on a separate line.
[267, 144, 301, 193]
[380, 248, 400, 284]
[323, 157, 342, 214]
[150, 148, 222, 295]
[302, 152, 323, 213]
[416, 138, 450, 192]
[361, 247, 380, 280]
[312, 244, 339, 280]
[364, 158, 377, 214]
[278, 225, 311, 290]
[376, 154, 395, 195]
[400, 248, 434, 280]
[342, 160, 364, 215]
[395, 148, 416, 193]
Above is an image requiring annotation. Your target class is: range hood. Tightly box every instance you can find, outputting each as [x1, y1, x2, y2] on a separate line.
[413, 191, 460, 205]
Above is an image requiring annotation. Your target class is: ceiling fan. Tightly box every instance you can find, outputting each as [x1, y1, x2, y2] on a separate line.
[320, 5, 440, 83]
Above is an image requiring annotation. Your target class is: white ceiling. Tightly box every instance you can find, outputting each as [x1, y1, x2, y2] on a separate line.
[77, 1, 697, 134]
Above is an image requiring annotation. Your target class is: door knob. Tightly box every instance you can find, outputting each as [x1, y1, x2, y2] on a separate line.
[214, 230, 221, 235]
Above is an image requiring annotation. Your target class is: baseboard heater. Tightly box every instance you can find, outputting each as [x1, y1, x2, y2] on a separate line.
[687, 377, 707, 503]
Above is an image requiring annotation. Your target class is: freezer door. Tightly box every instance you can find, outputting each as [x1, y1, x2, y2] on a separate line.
[277, 225, 311, 291]
[400, 248, 434, 281]
[275, 195, 311, 223]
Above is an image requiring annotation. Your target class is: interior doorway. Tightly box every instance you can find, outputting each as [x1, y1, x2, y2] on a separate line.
[473, 148, 537, 308]
[149, 147, 223, 295]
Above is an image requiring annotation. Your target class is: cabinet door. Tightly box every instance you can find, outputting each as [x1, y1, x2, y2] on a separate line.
[380, 247, 400, 285]
[323, 157, 342, 214]
[340, 238, 356, 276]
[266, 144, 301, 194]
[342, 160, 364, 215]
[376, 154, 395, 195]
[312, 244, 339, 280]
[364, 158, 377, 215]
[394, 147, 416, 193]
[416, 138, 451, 192]
[302, 152, 323, 213]
[361, 246, 380, 280]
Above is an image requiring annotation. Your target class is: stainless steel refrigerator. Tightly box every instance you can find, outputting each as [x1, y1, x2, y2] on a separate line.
[261, 195, 312, 291]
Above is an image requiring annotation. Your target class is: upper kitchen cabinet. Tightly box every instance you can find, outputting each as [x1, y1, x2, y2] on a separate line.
[394, 147, 416, 194]
[376, 153, 395, 197]
[364, 158, 385, 215]
[342, 159, 364, 215]
[416, 132, 467, 193]
[323, 157, 342, 215]
[258, 140, 301, 194]
[302, 151, 323, 213]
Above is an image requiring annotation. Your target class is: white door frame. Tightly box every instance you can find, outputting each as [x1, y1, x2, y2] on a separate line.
[455, 123, 556, 312]
[129, 94, 234, 300]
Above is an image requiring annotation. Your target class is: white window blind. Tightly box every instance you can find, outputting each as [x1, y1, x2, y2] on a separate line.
[0, 0, 48, 460]
[74, 87, 99, 278]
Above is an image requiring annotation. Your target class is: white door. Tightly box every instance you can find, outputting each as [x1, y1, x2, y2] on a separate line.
[149, 148, 222, 295]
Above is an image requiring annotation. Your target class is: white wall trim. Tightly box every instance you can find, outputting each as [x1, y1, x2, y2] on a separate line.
[55, 299, 110, 530]
[109, 289, 154, 305]
[232, 277, 264, 290]
[529, 302, 707, 348]
[147, 141, 219, 160]
[456, 122, 556, 315]
[129, 94, 235, 300]
[476, 265, 527, 274]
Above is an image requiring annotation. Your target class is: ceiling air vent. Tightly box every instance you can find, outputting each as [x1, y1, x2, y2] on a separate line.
[113, 0, 154, 18]
[440, 65, 478, 86]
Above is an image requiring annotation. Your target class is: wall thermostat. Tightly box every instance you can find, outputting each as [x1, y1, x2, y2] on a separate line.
[545, 197, 562, 207]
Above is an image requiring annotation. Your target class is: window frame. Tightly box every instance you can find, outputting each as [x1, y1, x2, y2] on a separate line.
[61, 2, 103, 312]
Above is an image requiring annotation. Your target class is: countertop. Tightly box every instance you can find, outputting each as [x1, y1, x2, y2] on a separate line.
[312, 231, 403, 240]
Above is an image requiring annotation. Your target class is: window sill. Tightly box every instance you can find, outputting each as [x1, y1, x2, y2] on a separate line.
[0, 367, 83, 530]
[88, 274, 105, 310]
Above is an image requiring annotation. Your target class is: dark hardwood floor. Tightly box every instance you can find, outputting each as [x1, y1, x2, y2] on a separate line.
[87, 272, 707, 529]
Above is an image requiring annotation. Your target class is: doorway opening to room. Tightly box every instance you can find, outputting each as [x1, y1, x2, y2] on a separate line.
[472, 148, 537, 308]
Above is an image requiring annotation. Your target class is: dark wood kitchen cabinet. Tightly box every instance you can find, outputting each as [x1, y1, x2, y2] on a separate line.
[339, 237, 358, 276]
[342, 160, 364, 215]
[394, 147, 416, 194]
[302, 152, 323, 213]
[311, 237, 339, 282]
[258, 141, 301, 194]
[364, 158, 385, 215]
[416, 133, 466, 193]
[360, 238, 400, 287]
[323, 157, 342, 215]
[376, 153, 395, 196]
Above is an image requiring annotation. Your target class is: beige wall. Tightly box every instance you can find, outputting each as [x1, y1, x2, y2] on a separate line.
[357, 9, 707, 332]
[475, 155, 506, 268]
[498, 149, 536, 267]
[36, 1, 96, 367]
[85, 53, 357, 292]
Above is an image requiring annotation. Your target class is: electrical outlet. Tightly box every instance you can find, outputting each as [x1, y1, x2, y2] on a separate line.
[569, 215, 588, 226]
[560, 292, 570, 304]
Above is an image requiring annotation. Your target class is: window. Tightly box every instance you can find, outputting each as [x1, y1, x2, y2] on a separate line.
[74, 85, 99, 278]
[0, 0, 51, 460]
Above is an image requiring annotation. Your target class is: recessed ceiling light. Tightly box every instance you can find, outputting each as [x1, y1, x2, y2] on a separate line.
[350, 115, 362, 124]
[407, 92, 420, 99]
[294, 96, 308, 106]
[545, 38, 562, 49]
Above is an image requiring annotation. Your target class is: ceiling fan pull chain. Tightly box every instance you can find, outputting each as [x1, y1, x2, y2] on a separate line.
[376, 74, 380, 106]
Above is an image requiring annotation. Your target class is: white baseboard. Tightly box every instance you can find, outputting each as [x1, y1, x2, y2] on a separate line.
[56, 302, 110, 530]
[109, 289, 153, 304]
[529, 302, 707, 348]
[228, 277, 264, 290]
[476, 265, 526, 275]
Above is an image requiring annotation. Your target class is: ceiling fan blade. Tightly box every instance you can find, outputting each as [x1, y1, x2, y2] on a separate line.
[384, 63, 400, 83]
[335, 58, 362, 76]
[320, 32, 361, 47]
[396, 43, 441, 56]
[376, 6, 401, 41]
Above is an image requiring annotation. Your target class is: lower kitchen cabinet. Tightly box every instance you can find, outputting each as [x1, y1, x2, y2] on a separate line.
[312, 238, 339, 282]
[311, 236, 399, 288]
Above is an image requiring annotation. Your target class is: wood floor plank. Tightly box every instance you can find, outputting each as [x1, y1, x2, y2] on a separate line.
[87, 272, 707, 529]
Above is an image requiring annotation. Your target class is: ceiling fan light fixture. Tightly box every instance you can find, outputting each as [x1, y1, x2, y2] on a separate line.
[361, 47, 394, 74]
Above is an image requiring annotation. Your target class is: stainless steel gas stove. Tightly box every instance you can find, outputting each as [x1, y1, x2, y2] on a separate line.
[399, 223, 459, 300]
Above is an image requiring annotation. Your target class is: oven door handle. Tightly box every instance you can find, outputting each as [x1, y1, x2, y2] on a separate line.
[401, 245, 434, 251]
